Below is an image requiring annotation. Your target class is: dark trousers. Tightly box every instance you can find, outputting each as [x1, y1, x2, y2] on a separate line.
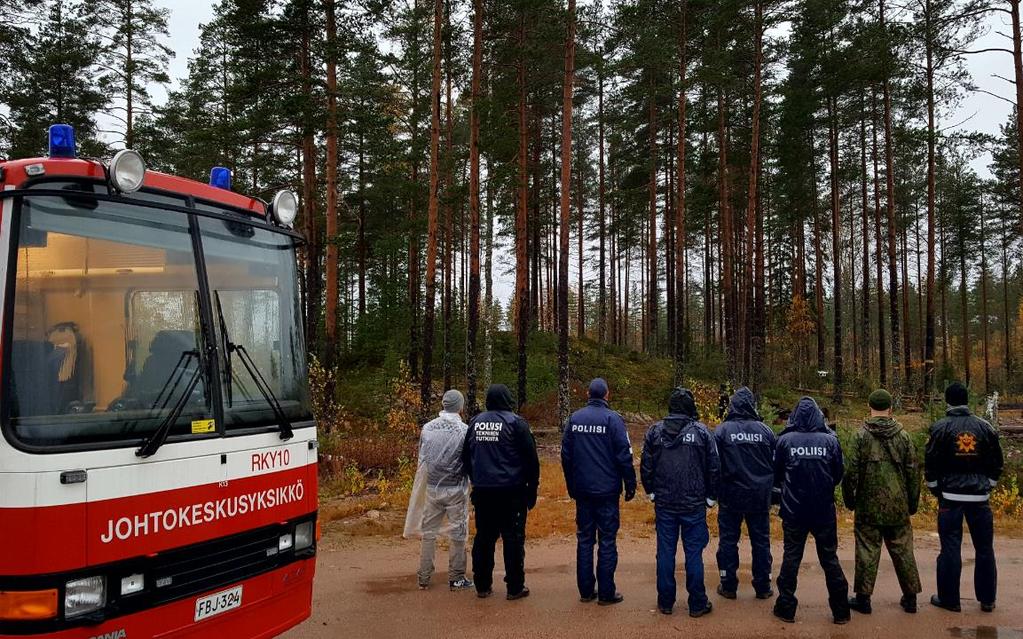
[576, 496, 621, 600]
[775, 519, 849, 619]
[716, 506, 773, 595]
[471, 491, 528, 595]
[655, 507, 709, 613]
[937, 501, 997, 606]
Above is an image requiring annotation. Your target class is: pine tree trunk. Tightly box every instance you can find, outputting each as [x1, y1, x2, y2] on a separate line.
[718, 87, 736, 381]
[577, 167, 585, 338]
[420, 0, 444, 408]
[324, 0, 340, 381]
[923, 0, 937, 396]
[829, 96, 843, 402]
[880, 0, 903, 400]
[466, 0, 483, 415]
[675, 4, 688, 383]
[442, 0, 454, 391]
[484, 156, 494, 389]
[299, 7, 320, 356]
[860, 90, 871, 376]
[648, 87, 659, 354]
[746, 1, 763, 389]
[980, 206, 991, 393]
[408, 0, 422, 381]
[1002, 223, 1013, 382]
[515, 9, 530, 408]
[558, 0, 576, 426]
[1011, 0, 1023, 220]
[598, 68, 608, 343]
[872, 87, 887, 385]
[960, 241, 971, 386]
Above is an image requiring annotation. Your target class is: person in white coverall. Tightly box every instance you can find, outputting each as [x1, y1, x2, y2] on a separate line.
[405, 389, 474, 591]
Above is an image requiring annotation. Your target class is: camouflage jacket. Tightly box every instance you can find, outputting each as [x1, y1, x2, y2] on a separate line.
[842, 417, 921, 526]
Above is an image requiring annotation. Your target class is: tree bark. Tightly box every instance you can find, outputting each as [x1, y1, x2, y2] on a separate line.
[466, 0, 483, 415]
[872, 87, 887, 385]
[420, 0, 444, 408]
[881, 0, 903, 400]
[515, 9, 530, 408]
[746, 0, 763, 389]
[828, 95, 843, 402]
[324, 0, 340, 380]
[675, 3, 688, 384]
[558, 0, 576, 426]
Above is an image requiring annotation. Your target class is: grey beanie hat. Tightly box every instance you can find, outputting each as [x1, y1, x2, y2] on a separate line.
[442, 389, 465, 413]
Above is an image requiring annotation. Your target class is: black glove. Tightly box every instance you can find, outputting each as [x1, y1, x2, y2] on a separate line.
[526, 487, 538, 511]
[771, 489, 782, 506]
[624, 488, 636, 502]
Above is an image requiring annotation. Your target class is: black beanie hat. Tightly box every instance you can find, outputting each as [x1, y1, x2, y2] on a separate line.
[945, 382, 969, 407]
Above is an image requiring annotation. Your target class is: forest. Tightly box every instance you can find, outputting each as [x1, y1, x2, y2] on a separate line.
[3, 0, 1023, 427]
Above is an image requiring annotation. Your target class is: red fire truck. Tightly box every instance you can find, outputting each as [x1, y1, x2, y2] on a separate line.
[0, 125, 317, 638]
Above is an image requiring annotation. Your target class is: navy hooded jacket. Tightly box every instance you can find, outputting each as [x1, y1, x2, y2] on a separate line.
[640, 389, 720, 513]
[773, 397, 844, 527]
[463, 385, 540, 494]
[561, 399, 637, 500]
[714, 387, 777, 512]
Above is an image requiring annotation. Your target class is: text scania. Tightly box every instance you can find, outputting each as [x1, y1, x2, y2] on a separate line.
[88, 631, 126, 639]
[100, 480, 305, 543]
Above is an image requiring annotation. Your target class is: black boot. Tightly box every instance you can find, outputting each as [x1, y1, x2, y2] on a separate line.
[848, 594, 872, 615]
[900, 595, 917, 614]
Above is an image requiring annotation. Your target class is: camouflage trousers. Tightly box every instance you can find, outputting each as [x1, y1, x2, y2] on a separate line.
[853, 522, 922, 597]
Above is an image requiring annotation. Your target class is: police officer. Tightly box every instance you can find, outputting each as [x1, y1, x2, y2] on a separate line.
[641, 388, 719, 618]
[462, 384, 540, 600]
[561, 378, 637, 605]
[772, 397, 850, 625]
[714, 386, 776, 600]
[926, 382, 1003, 613]
[842, 389, 921, 615]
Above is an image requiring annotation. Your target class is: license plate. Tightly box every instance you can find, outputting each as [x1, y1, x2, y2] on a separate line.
[194, 585, 243, 622]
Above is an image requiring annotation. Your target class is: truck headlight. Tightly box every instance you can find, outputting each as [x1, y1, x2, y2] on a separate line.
[295, 521, 314, 550]
[64, 576, 105, 618]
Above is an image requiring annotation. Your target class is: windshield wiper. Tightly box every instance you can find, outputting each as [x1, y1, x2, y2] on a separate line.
[136, 349, 204, 458]
[214, 290, 294, 441]
[136, 293, 213, 458]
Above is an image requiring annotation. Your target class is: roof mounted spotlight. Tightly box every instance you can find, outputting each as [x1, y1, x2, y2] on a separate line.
[108, 149, 146, 193]
[270, 190, 299, 227]
[48, 124, 77, 158]
[210, 166, 232, 190]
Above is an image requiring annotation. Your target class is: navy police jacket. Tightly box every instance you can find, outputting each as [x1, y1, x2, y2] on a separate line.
[773, 397, 844, 527]
[714, 387, 777, 512]
[462, 385, 540, 494]
[561, 399, 637, 500]
[640, 389, 720, 513]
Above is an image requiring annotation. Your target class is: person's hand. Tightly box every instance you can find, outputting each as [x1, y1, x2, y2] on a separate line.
[706, 498, 717, 508]
[648, 493, 655, 503]
[526, 488, 538, 511]
[624, 488, 636, 502]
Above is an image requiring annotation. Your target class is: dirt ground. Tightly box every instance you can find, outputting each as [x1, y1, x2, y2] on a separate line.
[283, 526, 1023, 639]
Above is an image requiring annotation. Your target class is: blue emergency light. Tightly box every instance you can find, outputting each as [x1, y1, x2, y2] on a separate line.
[210, 166, 232, 190]
[48, 124, 77, 158]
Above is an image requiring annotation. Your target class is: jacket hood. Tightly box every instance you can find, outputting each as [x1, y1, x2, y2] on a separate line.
[668, 388, 698, 419]
[726, 386, 760, 421]
[781, 397, 827, 434]
[659, 414, 695, 446]
[864, 416, 902, 439]
[485, 384, 516, 412]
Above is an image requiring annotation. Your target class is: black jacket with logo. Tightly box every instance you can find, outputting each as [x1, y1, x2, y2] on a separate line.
[640, 389, 720, 513]
[463, 385, 540, 501]
[925, 405, 1003, 504]
[714, 387, 777, 513]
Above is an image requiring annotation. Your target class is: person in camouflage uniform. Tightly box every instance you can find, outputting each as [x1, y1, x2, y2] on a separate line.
[842, 389, 922, 615]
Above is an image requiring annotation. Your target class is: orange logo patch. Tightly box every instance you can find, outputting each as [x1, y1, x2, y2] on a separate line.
[955, 432, 978, 455]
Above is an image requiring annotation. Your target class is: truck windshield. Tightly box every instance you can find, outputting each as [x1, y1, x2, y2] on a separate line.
[2, 191, 311, 450]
